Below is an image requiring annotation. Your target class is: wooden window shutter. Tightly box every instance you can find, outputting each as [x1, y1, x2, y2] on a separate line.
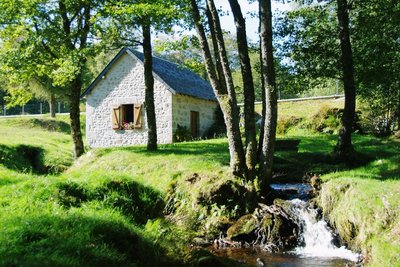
[112, 106, 121, 129]
[133, 103, 142, 128]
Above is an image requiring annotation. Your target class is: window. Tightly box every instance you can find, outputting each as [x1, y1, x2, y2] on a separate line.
[112, 103, 142, 130]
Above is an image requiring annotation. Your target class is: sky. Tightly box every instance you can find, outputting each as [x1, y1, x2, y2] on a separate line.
[155, 1, 293, 46]
[214, 0, 291, 42]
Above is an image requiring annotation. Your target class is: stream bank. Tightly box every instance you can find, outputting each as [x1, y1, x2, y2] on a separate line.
[191, 182, 362, 267]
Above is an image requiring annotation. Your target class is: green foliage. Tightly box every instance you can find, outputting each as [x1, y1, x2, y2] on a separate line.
[165, 173, 256, 238]
[353, 0, 400, 131]
[275, 3, 340, 88]
[358, 100, 396, 137]
[277, 116, 302, 134]
[310, 105, 342, 134]
[205, 106, 227, 139]
[154, 35, 207, 78]
[173, 124, 193, 142]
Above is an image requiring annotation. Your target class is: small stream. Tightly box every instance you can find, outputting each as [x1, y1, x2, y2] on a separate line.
[208, 183, 361, 266]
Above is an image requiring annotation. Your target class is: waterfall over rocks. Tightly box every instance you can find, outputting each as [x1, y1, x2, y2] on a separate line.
[210, 183, 362, 266]
[290, 199, 360, 262]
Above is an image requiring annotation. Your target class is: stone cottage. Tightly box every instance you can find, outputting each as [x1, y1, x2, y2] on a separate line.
[81, 47, 218, 148]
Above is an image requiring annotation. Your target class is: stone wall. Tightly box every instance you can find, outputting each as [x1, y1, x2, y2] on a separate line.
[86, 52, 173, 148]
[172, 94, 218, 137]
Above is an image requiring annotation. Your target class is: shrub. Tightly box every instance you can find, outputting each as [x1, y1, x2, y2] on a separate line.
[359, 102, 396, 137]
[205, 106, 226, 139]
[309, 106, 364, 134]
[173, 125, 193, 142]
[310, 105, 342, 134]
[277, 116, 302, 134]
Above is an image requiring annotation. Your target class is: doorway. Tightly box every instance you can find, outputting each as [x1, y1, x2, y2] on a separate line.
[190, 111, 199, 138]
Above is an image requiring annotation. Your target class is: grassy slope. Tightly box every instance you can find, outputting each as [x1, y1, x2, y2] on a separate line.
[0, 100, 399, 266]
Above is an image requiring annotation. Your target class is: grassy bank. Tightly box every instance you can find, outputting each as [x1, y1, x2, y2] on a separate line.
[318, 152, 400, 267]
[0, 116, 236, 266]
[0, 101, 399, 266]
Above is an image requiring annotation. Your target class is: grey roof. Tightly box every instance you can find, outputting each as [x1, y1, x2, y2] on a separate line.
[81, 47, 216, 101]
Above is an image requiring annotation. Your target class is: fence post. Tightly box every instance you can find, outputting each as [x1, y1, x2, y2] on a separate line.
[58, 102, 61, 114]
[22, 105, 25, 115]
[40, 103, 43, 114]
[3, 106, 6, 116]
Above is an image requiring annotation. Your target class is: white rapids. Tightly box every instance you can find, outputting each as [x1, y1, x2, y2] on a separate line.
[290, 199, 360, 262]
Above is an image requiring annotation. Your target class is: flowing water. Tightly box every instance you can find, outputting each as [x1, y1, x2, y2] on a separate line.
[208, 183, 361, 266]
[290, 199, 359, 262]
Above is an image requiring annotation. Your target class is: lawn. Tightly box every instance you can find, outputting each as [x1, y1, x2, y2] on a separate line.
[0, 102, 398, 266]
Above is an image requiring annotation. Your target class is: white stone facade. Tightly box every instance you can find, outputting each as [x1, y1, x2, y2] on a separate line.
[172, 94, 217, 137]
[85, 51, 218, 148]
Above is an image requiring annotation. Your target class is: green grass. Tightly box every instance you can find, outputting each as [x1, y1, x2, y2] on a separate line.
[278, 98, 344, 119]
[0, 105, 399, 266]
[0, 116, 75, 173]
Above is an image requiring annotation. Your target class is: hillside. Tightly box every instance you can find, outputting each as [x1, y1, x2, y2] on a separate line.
[0, 100, 399, 266]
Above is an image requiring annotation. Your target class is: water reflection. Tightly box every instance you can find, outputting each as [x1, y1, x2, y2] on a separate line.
[209, 246, 355, 267]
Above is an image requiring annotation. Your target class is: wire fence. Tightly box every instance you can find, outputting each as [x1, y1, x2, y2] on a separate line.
[0, 102, 70, 117]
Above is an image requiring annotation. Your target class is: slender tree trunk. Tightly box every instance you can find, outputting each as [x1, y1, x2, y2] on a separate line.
[397, 93, 400, 131]
[205, 7, 227, 93]
[190, 0, 247, 177]
[49, 93, 56, 118]
[259, 0, 278, 188]
[69, 77, 85, 159]
[228, 0, 257, 179]
[335, 0, 356, 160]
[142, 21, 157, 151]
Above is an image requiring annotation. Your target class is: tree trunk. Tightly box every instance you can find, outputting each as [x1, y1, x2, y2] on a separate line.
[190, 0, 247, 177]
[49, 93, 56, 118]
[335, 0, 356, 160]
[228, 0, 257, 179]
[397, 93, 400, 131]
[205, 7, 227, 94]
[69, 77, 85, 159]
[142, 21, 158, 151]
[259, 0, 278, 188]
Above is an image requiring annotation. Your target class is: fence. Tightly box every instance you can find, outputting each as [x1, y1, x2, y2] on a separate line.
[0, 102, 70, 116]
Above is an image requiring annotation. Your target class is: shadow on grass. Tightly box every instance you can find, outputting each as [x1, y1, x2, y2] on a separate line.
[56, 178, 165, 225]
[0, 144, 45, 174]
[275, 134, 400, 182]
[0, 214, 179, 267]
[27, 118, 71, 134]
[95, 140, 231, 166]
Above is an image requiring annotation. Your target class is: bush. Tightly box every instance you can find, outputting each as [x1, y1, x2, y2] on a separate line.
[173, 125, 193, 142]
[205, 106, 226, 139]
[359, 102, 396, 137]
[309, 105, 342, 134]
[277, 116, 302, 134]
[308, 105, 364, 134]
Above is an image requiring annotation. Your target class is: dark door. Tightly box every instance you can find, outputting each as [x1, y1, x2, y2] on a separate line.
[190, 111, 199, 138]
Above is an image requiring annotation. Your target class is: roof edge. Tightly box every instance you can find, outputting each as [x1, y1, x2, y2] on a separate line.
[81, 47, 180, 99]
[125, 48, 177, 96]
[81, 47, 129, 98]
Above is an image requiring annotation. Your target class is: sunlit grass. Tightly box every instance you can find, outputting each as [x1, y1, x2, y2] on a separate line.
[0, 106, 399, 266]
